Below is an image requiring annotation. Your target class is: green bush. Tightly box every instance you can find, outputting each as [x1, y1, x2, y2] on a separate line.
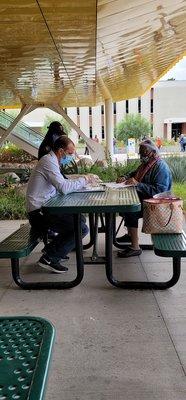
[62, 159, 140, 182]
[0, 143, 36, 163]
[114, 114, 151, 144]
[173, 183, 186, 210]
[0, 187, 27, 220]
[166, 156, 186, 183]
[162, 139, 176, 147]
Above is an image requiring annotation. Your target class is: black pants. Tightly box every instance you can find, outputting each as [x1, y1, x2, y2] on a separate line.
[28, 209, 89, 261]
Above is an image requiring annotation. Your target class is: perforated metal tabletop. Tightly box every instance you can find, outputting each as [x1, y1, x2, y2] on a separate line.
[0, 316, 55, 399]
[43, 186, 141, 214]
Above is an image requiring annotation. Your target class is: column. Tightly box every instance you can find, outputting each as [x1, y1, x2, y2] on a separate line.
[167, 123, 172, 140]
[105, 99, 113, 156]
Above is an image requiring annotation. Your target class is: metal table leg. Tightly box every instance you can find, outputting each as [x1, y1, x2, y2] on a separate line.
[105, 213, 181, 290]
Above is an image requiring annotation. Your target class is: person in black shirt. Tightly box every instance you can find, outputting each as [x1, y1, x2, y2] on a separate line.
[38, 121, 66, 160]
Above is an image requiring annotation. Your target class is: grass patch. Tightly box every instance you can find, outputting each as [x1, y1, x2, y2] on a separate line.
[173, 183, 186, 211]
[0, 187, 27, 219]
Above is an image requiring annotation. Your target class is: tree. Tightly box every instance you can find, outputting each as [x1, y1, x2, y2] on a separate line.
[42, 115, 71, 136]
[114, 114, 151, 144]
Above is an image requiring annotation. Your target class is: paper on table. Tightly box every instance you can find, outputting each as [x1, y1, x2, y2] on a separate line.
[102, 182, 136, 189]
[71, 185, 105, 193]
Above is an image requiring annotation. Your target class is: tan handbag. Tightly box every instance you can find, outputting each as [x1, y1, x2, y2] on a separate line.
[142, 197, 183, 234]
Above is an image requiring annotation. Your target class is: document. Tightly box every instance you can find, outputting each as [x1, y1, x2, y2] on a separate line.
[72, 185, 106, 193]
[102, 182, 136, 189]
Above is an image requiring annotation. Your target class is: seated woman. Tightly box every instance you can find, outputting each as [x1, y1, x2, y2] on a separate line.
[117, 139, 172, 258]
[38, 121, 66, 160]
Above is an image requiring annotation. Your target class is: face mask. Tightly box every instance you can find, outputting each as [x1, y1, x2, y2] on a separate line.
[60, 154, 75, 166]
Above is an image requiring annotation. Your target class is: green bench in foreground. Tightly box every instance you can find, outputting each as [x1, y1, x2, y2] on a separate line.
[0, 316, 55, 400]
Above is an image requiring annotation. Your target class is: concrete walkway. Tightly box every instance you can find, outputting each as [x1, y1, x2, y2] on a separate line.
[0, 219, 186, 400]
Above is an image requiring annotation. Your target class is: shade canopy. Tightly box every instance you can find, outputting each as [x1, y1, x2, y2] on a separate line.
[0, 0, 186, 108]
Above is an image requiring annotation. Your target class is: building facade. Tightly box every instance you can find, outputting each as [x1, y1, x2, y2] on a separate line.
[64, 80, 186, 143]
[21, 80, 186, 143]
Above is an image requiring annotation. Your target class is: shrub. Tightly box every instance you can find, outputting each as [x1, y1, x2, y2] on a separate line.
[173, 183, 186, 210]
[61, 158, 140, 182]
[114, 114, 151, 144]
[0, 187, 27, 220]
[0, 143, 36, 163]
[166, 156, 186, 183]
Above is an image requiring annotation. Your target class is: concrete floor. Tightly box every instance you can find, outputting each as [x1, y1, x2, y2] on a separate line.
[0, 219, 186, 400]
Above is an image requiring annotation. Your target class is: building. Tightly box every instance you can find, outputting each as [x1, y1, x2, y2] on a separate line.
[19, 80, 186, 143]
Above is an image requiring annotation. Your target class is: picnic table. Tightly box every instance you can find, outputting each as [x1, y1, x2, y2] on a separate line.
[43, 186, 145, 288]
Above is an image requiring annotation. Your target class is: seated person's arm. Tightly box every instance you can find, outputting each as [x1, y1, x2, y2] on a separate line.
[116, 170, 137, 183]
[43, 158, 87, 194]
[66, 173, 101, 184]
[43, 159, 98, 194]
[136, 162, 172, 198]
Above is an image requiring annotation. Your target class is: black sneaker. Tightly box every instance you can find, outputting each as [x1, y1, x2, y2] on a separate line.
[38, 255, 68, 274]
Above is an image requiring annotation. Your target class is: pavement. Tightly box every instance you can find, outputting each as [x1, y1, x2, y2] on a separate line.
[0, 218, 186, 400]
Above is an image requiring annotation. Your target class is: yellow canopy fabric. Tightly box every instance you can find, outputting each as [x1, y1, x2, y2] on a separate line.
[0, 0, 186, 108]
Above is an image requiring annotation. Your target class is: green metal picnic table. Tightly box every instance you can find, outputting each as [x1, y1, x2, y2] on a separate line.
[43, 186, 145, 289]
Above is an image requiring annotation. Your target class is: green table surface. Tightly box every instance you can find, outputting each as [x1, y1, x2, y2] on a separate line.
[43, 187, 141, 214]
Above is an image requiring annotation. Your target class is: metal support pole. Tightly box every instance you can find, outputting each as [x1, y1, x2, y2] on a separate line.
[49, 103, 105, 161]
[0, 104, 37, 145]
[105, 99, 113, 158]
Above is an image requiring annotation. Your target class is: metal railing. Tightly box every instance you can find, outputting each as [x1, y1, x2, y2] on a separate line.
[0, 111, 44, 148]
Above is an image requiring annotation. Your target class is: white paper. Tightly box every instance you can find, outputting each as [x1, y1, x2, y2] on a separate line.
[71, 185, 105, 193]
[102, 182, 136, 189]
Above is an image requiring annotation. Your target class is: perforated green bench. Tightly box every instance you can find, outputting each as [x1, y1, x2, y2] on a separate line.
[0, 316, 55, 400]
[0, 222, 83, 290]
[0, 223, 42, 290]
[151, 231, 186, 289]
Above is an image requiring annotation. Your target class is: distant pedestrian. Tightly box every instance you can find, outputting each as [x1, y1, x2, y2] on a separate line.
[179, 134, 184, 152]
[182, 134, 186, 152]
[155, 137, 162, 150]
[84, 144, 89, 155]
[113, 137, 117, 153]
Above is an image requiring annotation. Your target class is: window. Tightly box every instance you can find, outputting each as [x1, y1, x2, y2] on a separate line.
[77, 107, 80, 115]
[101, 105, 104, 115]
[126, 100, 129, 114]
[89, 126, 92, 138]
[89, 107, 92, 115]
[138, 98, 141, 114]
[102, 126, 105, 139]
[113, 102, 116, 115]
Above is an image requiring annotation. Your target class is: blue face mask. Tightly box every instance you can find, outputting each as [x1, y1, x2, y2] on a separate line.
[60, 154, 75, 166]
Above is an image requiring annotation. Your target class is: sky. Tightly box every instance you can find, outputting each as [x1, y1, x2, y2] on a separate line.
[160, 56, 186, 80]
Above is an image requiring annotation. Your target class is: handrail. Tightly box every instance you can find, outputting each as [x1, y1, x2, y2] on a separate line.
[0, 110, 43, 148]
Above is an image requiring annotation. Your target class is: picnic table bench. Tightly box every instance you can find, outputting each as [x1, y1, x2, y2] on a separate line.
[0, 222, 83, 290]
[0, 316, 55, 400]
[151, 231, 186, 289]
